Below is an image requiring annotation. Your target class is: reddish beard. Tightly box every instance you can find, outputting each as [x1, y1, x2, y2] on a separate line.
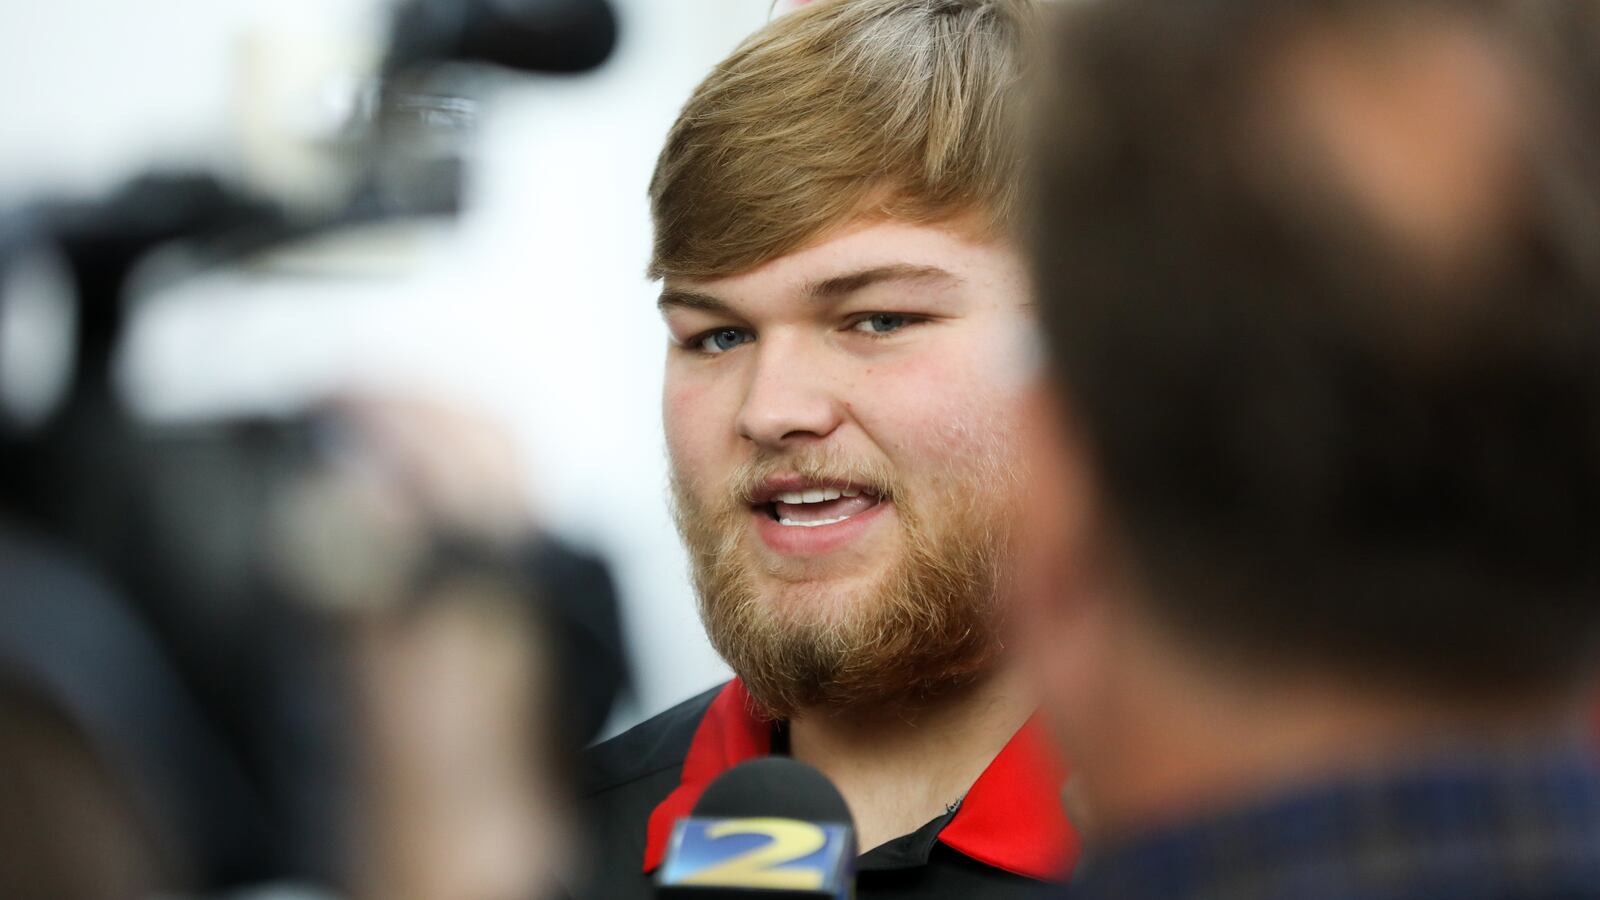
[670, 447, 1018, 720]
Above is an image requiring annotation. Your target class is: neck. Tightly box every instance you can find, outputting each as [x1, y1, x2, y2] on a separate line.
[787, 662, 1035, 852]
[1079, 626, 1587, 846]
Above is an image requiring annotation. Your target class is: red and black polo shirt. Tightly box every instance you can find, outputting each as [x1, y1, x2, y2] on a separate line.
[577, 679, 1079, 899]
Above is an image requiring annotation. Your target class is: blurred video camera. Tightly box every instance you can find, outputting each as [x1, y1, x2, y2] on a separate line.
[0, 2, 625, 896]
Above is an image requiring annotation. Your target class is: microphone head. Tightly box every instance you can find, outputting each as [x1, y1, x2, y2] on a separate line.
[692, 757, 853, 826]
[658, 758, 857, 899]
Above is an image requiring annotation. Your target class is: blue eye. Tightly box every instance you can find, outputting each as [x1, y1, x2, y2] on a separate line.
[696, 328, 754, 354]
[851, 313, 913, 335]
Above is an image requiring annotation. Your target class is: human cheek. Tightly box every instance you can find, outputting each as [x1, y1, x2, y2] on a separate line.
[664, 378, 713, 473]
[853, 354, 1010, 467]
[665, 370, 746, 486]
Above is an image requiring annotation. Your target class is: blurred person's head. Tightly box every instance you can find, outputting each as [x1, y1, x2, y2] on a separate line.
[652, 0, 1043, 720]
[1024, 0, 1600, 838]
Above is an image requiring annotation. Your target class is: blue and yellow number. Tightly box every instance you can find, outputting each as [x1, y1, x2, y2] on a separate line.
[678, 818, 829, 890]
[661, 816, 854, 894]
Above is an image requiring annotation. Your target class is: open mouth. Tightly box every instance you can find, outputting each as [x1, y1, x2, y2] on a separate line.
[757, 485, 883, 528]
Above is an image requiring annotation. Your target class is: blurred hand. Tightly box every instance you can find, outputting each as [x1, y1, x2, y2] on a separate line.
[270, 390, 539, 614]
[331, 391, 536, 550]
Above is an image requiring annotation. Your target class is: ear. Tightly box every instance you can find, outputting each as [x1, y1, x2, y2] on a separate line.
[1014, 377, 1116, 762]
[1017, 377, 1102, 618]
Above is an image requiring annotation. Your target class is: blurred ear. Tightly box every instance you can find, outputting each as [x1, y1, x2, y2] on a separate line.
[1017, 377, 1101, 618]
[1015, 376, 1115, 767]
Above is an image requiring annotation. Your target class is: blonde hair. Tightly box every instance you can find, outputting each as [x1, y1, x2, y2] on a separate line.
[648, 0, 1038, 280]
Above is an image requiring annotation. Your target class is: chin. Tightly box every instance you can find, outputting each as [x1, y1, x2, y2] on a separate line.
[750, 569, 891, 626]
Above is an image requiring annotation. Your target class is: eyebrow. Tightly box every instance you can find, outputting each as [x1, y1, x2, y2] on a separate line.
[657, 264, 962, 314]
[657, 288, 732, 314]
[804, 264, 961, 299]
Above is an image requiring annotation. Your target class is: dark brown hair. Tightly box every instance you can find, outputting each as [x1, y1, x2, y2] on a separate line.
[1032, 0, 1600, 693]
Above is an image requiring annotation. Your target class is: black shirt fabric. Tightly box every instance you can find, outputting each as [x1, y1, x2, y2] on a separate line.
[577, 683, 1069, 900]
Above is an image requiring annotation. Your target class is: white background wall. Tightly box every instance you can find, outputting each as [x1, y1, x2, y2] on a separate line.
[0, 0, 801, 734]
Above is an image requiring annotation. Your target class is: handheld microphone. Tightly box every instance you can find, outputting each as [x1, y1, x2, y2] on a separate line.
[656, 757, 857, 899]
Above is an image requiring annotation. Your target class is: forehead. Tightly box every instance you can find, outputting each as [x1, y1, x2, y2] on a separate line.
[663, 218, 1023, 310]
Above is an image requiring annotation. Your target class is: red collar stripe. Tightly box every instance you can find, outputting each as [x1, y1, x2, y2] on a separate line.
[937, 717, 1079, 880]
[641, 680, 1079, 881]
[643, 681, 771, 872]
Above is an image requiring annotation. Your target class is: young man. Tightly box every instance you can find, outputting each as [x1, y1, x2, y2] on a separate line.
[1023, 0, 1600, 897]
[582, 2, 1076, 897]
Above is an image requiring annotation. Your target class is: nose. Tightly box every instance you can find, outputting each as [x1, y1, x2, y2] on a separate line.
[734, 334, 845, 450]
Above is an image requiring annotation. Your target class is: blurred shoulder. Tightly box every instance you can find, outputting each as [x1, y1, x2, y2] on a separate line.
[582, 682, 725, 798]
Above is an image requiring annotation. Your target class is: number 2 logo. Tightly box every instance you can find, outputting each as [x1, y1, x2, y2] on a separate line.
[679, 818, 830, 890]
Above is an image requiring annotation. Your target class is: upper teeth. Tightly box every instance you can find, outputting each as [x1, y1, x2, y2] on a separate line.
[779, 516, 849, 528]
[776, 487, 861, 504]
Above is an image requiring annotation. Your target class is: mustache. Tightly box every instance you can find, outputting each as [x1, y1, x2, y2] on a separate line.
[726, 450, 901, 507]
